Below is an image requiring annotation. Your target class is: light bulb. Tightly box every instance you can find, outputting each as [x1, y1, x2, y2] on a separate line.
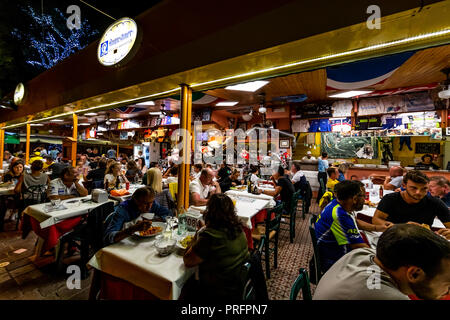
[259, 106, 267, 113]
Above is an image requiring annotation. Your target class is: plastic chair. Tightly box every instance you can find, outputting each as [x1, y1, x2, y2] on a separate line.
[308, 215, 324, 285]
[251, 204, 284, 279]
[19, 184, 48, 235]
[280, 190, 302, 243]
[290, 268, 312, 300]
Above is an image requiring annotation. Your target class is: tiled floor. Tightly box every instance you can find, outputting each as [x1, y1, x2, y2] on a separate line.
[0, 201, 319, 300]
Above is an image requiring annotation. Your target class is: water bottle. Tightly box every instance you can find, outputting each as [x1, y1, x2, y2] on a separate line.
[177, 210, 186, 235]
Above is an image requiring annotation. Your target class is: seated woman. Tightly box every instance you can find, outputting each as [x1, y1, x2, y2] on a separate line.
[3, 161, 24, 185]
[136, 157, 148, 175]
[125, 160, 143, 182]
[183, 194, 250, 300]
[104, 162, 129, 191]
[146, 167, 175, 214]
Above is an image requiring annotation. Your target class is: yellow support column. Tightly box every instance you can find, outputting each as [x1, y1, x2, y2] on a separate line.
[25, 123, 30, 165]
[177, 84, 192, 212]
[71, 114, 78, 166]
[0, 129, 4, 170]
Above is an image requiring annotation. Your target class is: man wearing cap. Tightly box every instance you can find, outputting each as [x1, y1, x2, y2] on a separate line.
[302, 151, 316, 161]
[29, 151, 43, 164]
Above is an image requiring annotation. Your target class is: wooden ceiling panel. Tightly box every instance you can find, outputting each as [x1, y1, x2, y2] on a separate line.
[373, 45, 450, 90]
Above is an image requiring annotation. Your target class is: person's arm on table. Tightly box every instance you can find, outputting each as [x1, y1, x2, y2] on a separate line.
[191, 192, 208, 206]
[73, 179, 88, 197]
[183, 223, 206, 268]
[260, 186, 281, 197]
[372, 209, 394, 228]
[356, 218, 390, 232]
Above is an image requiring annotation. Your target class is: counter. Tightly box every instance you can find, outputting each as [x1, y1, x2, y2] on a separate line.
[346, 167, 450, 181]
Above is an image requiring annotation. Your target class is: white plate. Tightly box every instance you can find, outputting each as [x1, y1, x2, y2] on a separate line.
[141, 213, 155, 220]
[134, 222, 166, 238]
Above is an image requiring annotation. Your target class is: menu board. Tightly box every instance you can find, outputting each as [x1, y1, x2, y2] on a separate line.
[415, 143, 440, 154]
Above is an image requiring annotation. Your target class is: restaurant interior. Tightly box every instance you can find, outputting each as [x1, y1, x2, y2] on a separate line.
[0, 2, 449, 301]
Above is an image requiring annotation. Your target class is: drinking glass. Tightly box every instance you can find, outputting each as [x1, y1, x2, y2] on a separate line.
[51, 198, 61, 207]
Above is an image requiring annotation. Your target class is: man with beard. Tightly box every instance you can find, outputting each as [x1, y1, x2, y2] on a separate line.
[314, 180, 370, 272]
[373, 170, 450, 233]
[314, 224, 450, 300]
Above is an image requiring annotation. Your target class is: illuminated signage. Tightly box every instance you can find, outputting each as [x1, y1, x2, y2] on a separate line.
[97, 17, 139, 67]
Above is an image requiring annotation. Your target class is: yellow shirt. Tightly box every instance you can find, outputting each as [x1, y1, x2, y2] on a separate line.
[43, 161, 54, 170]
[29, 156, 43, 164]
[326, 179, 339, 192]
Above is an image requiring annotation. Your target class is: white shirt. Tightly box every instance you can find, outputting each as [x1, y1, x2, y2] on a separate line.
[189, 179, 211, 200]
[358, 98, 384, 116]
[104, 174, 126, 189]
[291, 171, 305, 183]
[166, 176, 178, 184]
[250, 174, 260, 184]
[332, 100, 353, 117]
[302, 156, 316, 161]
[388, 176, 403, 188]
[49, 178, 79, 197]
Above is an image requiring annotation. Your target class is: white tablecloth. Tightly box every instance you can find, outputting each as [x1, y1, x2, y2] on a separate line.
[189, 195, 275, 229]
[357, 206, 445, 229]
[108, 184, 146, 203]
[88, 235, 195, 300]
[23, 196, 117, 229]
[0, 184, 15, 196]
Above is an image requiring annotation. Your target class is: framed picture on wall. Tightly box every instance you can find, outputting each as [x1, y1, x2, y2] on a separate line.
[279, 139, 290, 148]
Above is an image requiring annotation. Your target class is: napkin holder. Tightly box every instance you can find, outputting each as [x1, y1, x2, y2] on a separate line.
[92, 189, 108, 203]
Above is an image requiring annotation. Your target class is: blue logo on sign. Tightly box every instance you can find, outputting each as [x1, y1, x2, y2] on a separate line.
[100, 41, 109, 57]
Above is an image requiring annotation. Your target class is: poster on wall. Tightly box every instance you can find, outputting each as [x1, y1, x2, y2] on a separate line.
[321, 133, 378, 159]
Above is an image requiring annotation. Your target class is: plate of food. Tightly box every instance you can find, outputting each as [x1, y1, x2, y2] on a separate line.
[176, 234, 195, 249]
[134, 222, 165, 238]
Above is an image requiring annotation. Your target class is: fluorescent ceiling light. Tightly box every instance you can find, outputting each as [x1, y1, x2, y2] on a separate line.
[79, 123, 90, 126]
[136, 101, 155, 106]
[50, 119, 64, 122]
[329, 90, 373, 98]
[85, 112, 98, 116]
[216, 101, 238, 106]
[149, 112, 162, 115]
[225, 80, 269, 92]
[30, 123, 44, 126]
[96, 132, 103, 135]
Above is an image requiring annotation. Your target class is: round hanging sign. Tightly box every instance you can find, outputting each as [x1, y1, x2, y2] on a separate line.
[97, 17, 140, 67]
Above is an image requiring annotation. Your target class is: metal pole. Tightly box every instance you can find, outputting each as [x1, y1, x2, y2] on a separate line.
[26, 123, 30, 165]
[72, 113, 78, 166]
[177, 84, 192, 212]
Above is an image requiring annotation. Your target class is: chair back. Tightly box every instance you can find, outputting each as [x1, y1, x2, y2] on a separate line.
[309, 215, 323, 284]
[265, 204, 284, 235]
[169, 182, 178, 202]
[86, 201, 115, 251]
[23, 184, 48, 204]
[290, 268, 312, 300]
[92, 180, 104, 189]
[241, 262, 255, 300]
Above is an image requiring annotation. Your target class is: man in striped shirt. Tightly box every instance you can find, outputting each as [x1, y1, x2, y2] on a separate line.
[315, 180, 369, 272]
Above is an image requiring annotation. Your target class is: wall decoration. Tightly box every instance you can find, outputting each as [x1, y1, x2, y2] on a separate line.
[321, 133, 378, 159]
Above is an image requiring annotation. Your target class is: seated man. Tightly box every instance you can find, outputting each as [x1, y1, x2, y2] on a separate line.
[429, 176, 450, 207]
[290, 162, 307, 191]
[189, 168, 221, 206]
[103, 187, 171, 245]
[326, 167, 339, 192]
[42, 155, 54, 171]
[314, 224, 450, 300]
[373, 170, 450, 232]
[315, 180, 369, 272]
[259, 166, 295, 206]
[382, 166, 404, 191]
[85, 158, 107, 187]
[48, 167, 88, 200]
[219, 169, 242, 193]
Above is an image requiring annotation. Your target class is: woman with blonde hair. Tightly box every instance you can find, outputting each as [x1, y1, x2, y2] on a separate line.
[146, 167, 174, 213]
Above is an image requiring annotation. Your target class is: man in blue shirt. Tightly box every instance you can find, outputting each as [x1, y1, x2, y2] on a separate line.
[104, 187, 171, 245]
[317, 152, 329, 203]
[315, 180, 369, 272]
